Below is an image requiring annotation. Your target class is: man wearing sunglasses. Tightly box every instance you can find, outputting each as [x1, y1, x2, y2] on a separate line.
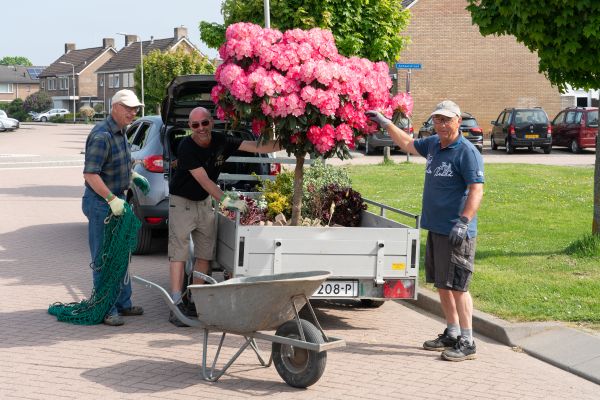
[82, 89, 150, 326]
[167, 106, 280, 327]
[367, 100, 484, 361]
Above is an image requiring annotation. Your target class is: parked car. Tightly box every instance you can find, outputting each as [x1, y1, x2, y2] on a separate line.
[0, 110, 20, 131]
[33, 108, 69, 122]
[418, 112, 484, 153]
[126, 76, 281, 254]
[490, 107, 552, 154]
[551, 107, 598, 153]
[357, 112, 413, 154]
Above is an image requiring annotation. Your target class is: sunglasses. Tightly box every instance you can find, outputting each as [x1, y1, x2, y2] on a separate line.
[190, 119, 211, 129]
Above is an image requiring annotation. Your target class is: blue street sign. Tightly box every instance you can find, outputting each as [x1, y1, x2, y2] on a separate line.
[395, 63, 422, 69]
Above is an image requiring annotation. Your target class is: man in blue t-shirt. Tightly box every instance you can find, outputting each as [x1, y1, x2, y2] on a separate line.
[167, 107, 280, 327]
[367, 100, 484, 362]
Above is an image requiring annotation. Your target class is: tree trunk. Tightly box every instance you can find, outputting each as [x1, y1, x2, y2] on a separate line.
[291, 153, 306, 226]
[594, 130, 599, 234]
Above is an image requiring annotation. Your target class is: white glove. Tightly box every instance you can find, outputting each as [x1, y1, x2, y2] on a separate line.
[108, 196, 126, 216]
[222, 196, 247, 213]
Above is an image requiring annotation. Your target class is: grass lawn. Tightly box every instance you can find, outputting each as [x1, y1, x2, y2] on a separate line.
[346, 162, 600, 331]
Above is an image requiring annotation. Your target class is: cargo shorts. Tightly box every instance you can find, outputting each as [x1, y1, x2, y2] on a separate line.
[425, 231, 476, 292]
[168, 194, 216, 262]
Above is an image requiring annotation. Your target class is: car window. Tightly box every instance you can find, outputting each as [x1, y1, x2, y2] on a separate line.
[552, 111, 565, 125]
[461, 118, 478, 127]
[132, 123, 152, 149]
[586, 111, 598, 127]
[515, 110, 547, 125]
[565, 111, 578, 124]
[496, 112, 505, 125]
[125, 123, 140, 143]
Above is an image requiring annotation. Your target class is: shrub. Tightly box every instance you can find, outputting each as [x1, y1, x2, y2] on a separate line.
[6, 98, 28, 121]
[260, 171, 294, 219]
[23, 91, 52, 113]
[302, 160, 352, 218]
[319, 183, 367, 227]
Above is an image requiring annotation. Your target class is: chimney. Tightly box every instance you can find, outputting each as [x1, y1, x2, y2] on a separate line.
[125, 34, 138, 47]
[65, 43, 76, 54]
[174, 26, 187, 40]
[103, 38, 115, 49]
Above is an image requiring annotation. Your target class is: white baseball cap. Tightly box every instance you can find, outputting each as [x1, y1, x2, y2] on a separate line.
[430, 100, 460, 118]
[111, 89, 144, 108]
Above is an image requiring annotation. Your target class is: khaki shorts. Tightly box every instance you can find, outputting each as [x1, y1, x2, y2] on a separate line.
[168, 194, 216, 262]
[425, 231, 476, 292]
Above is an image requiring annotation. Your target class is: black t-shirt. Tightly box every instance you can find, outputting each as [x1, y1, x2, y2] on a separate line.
[169, 133, 243, 201]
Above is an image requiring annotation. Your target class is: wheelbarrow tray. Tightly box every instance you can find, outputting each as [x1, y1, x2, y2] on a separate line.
[187, 270, 330, 334]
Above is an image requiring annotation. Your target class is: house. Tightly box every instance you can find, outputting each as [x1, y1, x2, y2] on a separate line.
[398, 0, 563, 132]
[96, 26, 201, 113]
[0, 65, 44, 104]
[38, 39, 117, 114]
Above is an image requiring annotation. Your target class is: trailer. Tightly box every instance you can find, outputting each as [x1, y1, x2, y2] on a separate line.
[214, 199, 420, 304]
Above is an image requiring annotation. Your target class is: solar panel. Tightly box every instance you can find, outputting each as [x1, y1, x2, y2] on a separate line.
[27, 67, 45, 80]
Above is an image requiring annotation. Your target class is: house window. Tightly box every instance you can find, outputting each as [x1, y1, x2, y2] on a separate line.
[48, 79, 56, 91]
[0, 83, 14, 93]
[122, 72, 134, 88]
[58, 77, 69, 90]
[108, 73, 120, 89]
[41, 80, 45, 89]
[99, 76, 104, 87]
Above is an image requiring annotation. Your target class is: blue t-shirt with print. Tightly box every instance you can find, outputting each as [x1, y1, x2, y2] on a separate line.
[413, 135, 484, 237]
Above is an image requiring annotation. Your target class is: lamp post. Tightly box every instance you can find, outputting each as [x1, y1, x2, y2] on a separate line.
[59, 61, 76, 123]
[117, 32, 144, 116]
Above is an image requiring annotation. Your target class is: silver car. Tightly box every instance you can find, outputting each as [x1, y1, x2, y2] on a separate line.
[33, 108, 69, 122]
[0, 110, 19, 131]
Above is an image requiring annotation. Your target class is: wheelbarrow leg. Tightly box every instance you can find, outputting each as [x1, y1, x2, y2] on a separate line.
[247, 337, 273, 367]
[200, 329, 255, 382]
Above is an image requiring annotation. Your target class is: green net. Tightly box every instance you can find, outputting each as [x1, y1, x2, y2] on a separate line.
[48, 204, 141, 325]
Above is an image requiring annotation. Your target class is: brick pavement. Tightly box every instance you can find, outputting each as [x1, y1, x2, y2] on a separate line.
[1, 155, 598, 398]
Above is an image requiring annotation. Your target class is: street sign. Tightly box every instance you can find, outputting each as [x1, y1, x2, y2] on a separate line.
[395, 63, 422, 69]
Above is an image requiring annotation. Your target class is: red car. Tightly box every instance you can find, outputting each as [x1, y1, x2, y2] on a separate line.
[551, 107, 598, 153]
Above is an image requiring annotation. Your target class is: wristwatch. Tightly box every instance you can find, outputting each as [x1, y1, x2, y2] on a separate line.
[459, 216, 470, 224]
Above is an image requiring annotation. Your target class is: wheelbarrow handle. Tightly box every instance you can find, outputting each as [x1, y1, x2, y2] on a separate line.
[132, 275, 203, 327]
[192, 271, 218, 285]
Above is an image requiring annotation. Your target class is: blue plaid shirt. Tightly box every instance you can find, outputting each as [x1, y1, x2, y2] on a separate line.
[83, 116, 131, 195]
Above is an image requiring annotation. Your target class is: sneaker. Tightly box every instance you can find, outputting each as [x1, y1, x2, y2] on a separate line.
[442, 336, 477, 361]
[168, 303, 192, 327]
[119, 306, 144, 316]
[423, 329, 458, 351]
[103, 314, 124, 326]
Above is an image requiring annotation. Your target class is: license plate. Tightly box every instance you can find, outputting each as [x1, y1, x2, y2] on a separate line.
[313, 280, 358, 297]
[525, 134, 538, 138]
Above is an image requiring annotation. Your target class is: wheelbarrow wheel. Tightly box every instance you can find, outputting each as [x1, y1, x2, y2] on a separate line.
[272, 319, 327, 388]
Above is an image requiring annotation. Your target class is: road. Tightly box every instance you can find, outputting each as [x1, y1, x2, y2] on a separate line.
[0, 124, 598, 399]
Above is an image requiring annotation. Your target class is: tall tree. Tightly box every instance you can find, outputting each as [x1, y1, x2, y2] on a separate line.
[200, 0, 411, 63]
[466, 1, 600, 234]
[0, 56, 33, 66]
[136, 48, 215, 113]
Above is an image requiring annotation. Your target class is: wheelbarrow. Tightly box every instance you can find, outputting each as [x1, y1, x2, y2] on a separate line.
[132, 270, 345, 388]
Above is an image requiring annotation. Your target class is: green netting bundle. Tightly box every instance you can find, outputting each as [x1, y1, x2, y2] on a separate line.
[48, 205, 141, 325]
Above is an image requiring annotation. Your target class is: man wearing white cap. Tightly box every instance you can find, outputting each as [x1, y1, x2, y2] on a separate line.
[82, 89, 149, 326]
[367, 101, 484, 361]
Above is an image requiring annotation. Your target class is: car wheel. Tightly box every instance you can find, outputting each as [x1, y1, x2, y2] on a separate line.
[570, 140, 581, 154]
[505, 139, 514, 154]
[543, 145, 552, 154]
[41, 116, 47, 122]
[491, 136, 498, 150]
[129, 193, 153, 255]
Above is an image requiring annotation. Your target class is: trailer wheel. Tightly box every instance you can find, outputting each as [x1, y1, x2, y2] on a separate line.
[272, 319, 327, 388]
[360, 299, 385, 308]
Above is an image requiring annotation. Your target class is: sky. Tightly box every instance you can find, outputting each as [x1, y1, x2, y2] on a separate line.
[1, 0, 225, 66]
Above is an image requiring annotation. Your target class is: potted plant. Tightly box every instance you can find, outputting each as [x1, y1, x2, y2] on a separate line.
[212, 22, 412, 225]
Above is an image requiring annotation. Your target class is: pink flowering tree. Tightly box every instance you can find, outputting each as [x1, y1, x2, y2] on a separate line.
[212, 22, 413, 225]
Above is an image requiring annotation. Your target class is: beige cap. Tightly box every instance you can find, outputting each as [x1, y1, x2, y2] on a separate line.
[111, 89, 144, 108]
[430, 100, 460, 118]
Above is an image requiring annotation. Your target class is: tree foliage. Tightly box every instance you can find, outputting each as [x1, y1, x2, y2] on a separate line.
[467, 1, 600, 234]
[136, 48, 216, 113]
[0, 56, 33, 66]
[23, 91, 52, 113]
[467, 0, 600, 92]
[200, 0, 410, 63]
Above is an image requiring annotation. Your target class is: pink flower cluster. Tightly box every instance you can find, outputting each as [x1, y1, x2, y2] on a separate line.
[214, 22, 413, 156]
